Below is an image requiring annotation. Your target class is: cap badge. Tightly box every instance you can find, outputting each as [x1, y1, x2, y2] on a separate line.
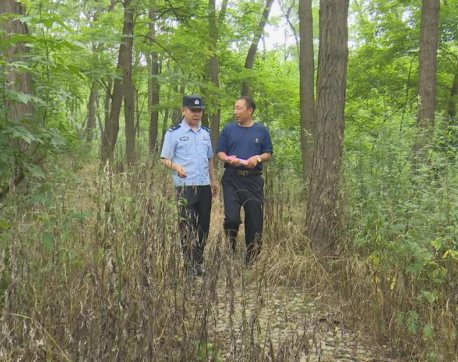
[255, 138, 259, 143]
[194, 100, 200, 105]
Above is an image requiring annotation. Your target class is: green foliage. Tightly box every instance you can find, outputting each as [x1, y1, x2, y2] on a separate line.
[343, 104, 458, 360]
[2, 0, 458, 359]
[0, 8, 88, 194]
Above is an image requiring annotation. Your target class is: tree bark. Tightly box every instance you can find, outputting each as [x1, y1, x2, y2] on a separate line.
[208, 0, 226, 151]
[148, 8, 160, 154]
[201, 112, 209, 128]
[0, 0, 33, 122]
[86, 81, 98, 142]
[299, 0, 315, 185]
[447, 59, 458, 120]
[241, 0, 275, 96]
[123, 0, 135, 166]
[413, 0, 440, 159]
[102, 78, 112, 137]
[101, 1, 134, 165]
[305, 0, 349, 254]
[0, 0, 34, 201]
[160, 108, 169, 149]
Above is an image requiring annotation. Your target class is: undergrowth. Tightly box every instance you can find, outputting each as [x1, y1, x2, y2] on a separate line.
[0, 143, 457, 361]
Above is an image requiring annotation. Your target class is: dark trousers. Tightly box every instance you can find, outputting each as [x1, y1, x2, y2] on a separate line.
[221, 169, 264, 264]
[176, 185, 212, 268]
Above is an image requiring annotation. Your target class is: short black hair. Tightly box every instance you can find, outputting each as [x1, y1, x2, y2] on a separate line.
[238, 96, 256, 114]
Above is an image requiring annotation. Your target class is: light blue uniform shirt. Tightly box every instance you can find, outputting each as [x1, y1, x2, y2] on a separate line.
[160, 120, 213, 187]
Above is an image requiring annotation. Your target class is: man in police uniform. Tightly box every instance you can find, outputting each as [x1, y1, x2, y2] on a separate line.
[216, 96, 273, 265]
[160, 95, 218, 277]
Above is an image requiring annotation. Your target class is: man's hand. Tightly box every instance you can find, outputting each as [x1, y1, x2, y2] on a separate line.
[174, 164, 187, 178]
[245, 156, 259, 169]
[225, 155, 247, 167]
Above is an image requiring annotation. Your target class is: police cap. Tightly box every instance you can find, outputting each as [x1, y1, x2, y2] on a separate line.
[183, 95, 205, 109]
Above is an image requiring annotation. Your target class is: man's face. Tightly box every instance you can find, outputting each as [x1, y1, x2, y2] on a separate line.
[182, 107, 203, 127]
[233, 99, 252, 123]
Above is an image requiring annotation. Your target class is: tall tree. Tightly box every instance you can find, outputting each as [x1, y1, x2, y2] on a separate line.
[0, 0, 34, 200]
[148, 6, 160, 154]
[305, 0, 349, 253]
[84, 6, 103, 144]
[123, 0, 136, 166]
[241, 0, 275, 96]
[86, 81, 99, 142]
[448, 59, 458, 119]
[101, 0, 133, 165]
[207, 0, 228, 151]
[0, 0, 32, 122]
[298, 0, 315, 185]
[413, 0, 440, 159]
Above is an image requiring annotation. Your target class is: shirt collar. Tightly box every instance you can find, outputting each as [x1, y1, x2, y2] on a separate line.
[180, 120, 201, 132]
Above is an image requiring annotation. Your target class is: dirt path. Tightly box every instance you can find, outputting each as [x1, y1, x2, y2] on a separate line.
[198, 269, 398, 362]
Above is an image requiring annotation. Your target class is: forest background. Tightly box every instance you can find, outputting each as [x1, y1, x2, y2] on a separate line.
[1, 0, 458, 361]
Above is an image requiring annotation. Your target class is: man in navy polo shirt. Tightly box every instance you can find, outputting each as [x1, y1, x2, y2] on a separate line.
[161, 95, 218, 277]
[216, 96, 273, 265]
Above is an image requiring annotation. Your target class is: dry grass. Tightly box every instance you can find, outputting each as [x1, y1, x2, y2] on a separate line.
[0, 160, 322, 361]
[0, 158, 453, 361]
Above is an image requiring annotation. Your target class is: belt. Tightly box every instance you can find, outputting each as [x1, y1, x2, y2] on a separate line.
[226, 168, 262, 177]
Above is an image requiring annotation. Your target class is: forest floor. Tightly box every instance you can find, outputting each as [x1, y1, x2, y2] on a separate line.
[186, 257, 401, 362]
[4, 162, 406, 361]
[175, 195, 403, 362]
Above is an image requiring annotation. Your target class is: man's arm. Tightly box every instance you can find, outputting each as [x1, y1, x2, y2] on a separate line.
[161, 158, 173, 169]
[217, 152, 244, 167]
[217, 151, 227, 163]
[245, 153, 271, 169]
[161, 158, 187, 178]
[259, 153, 272, 163]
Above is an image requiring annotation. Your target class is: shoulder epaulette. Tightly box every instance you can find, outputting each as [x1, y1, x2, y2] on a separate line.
[201, 126, 210, 133]
[167, 124, 181, 132]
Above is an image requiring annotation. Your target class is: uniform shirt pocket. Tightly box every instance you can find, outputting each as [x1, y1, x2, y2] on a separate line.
[176, 140, 188, 155]
[199, 139, 211, 157]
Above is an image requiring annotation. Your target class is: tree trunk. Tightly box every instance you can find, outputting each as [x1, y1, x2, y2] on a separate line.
[135, 86, 141, 137]
[0, 0, 35, 201]
[241, 0, 275, 96]
[0, 0, 33, 122]
[305, 0, 349, 255]
[208, 0, 225, 151]
[100, 2, 133, 165]
[160, 109, 169, 149]
[413, 0, 440, 159]
[148, 8, 160, 154]
[86, 81, 98, 142]
[447, 59, 458, 153]
[123, 0, 135, 166]
[299, 0, 315, 185]
[447, 59, 458, 120]
[102, 77, 112, 137]
[209, 111, 221, 155]
[201, 112, 209, 128]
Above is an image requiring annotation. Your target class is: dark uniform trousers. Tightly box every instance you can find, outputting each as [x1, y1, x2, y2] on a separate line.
[176, 185, 212, 269]
[221, 168, 264, 264]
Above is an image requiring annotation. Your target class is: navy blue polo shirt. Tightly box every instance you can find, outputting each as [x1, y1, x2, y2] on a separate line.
[161, 120, 213, 186]
[216, 122, 273, 171]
